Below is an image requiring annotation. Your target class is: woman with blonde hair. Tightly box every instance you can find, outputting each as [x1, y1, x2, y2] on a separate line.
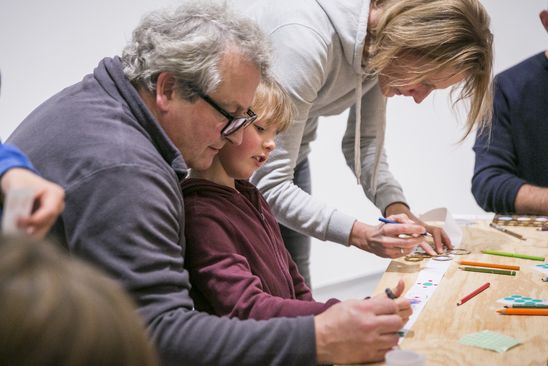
[231, 0, 493, 286]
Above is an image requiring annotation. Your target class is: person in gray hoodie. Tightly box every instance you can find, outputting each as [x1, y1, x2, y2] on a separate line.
[232, 0, 494, 285]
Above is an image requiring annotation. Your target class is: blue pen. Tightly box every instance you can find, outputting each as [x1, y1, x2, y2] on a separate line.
[378, 217, 430, 236]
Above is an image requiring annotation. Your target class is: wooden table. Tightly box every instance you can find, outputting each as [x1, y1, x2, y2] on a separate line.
[366, 221, 548, 366]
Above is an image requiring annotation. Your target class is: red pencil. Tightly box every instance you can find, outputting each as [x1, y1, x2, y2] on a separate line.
[457, 282, 490, 306]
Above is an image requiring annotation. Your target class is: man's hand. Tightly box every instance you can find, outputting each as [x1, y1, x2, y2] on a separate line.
[1, 168, 65, 238]
[372, 279, 412, 322]
[315, 297, 404, 364]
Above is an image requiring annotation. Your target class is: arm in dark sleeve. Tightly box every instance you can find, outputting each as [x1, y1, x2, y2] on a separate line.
[63, 166, 316, 366]
[185, 202, 337, 320]
[472, 78, 525, 213]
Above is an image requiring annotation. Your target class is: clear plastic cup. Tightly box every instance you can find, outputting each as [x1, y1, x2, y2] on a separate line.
[385, 349, 426, 366]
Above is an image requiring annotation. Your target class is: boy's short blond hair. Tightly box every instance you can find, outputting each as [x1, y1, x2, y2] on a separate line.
[252, 76, 293, 133]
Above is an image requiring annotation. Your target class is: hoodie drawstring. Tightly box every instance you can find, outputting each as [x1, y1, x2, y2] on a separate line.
[354, 78, 386, 193]
[354, 79, 363, 184]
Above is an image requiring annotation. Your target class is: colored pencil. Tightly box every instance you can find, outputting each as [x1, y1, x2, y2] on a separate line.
[481, 250, 544, 262]
[497, 308, 548, 315]
[459, 266, 516, 276]
[378, 217, 431, 237]
[489, 223, 526, 240]
[458, 260, 520, 271]
[504, 304, 548, 309]
[457, 282, 490, 306]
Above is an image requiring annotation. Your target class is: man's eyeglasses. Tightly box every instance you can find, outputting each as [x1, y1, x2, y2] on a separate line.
[200, 94, 257, 136]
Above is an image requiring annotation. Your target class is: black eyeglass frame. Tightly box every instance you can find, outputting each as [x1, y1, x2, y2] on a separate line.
[200, 94, 257, 136]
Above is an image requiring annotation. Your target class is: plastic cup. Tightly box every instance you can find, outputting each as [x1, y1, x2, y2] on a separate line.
[385, 349, 426, 366]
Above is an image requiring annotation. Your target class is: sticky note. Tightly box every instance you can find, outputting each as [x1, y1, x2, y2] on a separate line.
[459, 331, 521, 353]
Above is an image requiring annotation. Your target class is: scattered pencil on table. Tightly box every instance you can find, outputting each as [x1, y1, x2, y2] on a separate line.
[481, 250, 544, 262]
[489, 222, 526, 240]
[497, 308, 548, 316]
[458, 260, 520, 271]
[378, 217, 431, 237]
[457, 282, 490, 306]
[504, 304, 548, 309]
[459, 266, 516, 276]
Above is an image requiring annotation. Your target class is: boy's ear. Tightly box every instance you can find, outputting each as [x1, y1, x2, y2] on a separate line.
[155, 72, 177, 112]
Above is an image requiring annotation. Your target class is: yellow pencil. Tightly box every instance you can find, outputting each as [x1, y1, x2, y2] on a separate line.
[458, 260, 520, 271]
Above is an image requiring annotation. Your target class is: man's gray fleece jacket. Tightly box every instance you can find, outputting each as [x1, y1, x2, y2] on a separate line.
[8, 57, 316, 366]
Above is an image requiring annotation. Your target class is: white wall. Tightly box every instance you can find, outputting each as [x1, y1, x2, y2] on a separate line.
[0, 1, 546, 290]
[0, 0, 178, 136]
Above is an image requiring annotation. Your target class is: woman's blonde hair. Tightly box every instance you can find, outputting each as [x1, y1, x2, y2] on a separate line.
[0, 237, 158, 366]
[252, 76, 293, 133]
[367, 0, 493, 138]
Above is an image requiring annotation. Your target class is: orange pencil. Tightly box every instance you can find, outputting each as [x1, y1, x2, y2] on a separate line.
[497, 308, 548, 316]
[458, 260, 520, 271]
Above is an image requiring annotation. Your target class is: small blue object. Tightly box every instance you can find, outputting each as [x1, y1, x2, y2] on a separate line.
[378, 217, 398, 224]
[378, 217, 429, 236]
[542, 276, 548, 282]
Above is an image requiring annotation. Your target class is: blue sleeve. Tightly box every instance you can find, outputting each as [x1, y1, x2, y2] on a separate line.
[471, 78, 525, 213]
[0, 144, 35, 177]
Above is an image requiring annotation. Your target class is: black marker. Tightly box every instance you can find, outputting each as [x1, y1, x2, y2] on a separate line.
[385, 288, 397, 299]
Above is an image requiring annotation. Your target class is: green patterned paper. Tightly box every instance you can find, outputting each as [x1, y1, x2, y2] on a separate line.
[459, 331, 521, 353]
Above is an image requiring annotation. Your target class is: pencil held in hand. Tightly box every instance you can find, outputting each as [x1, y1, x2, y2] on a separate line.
[457, 282, 490, 306]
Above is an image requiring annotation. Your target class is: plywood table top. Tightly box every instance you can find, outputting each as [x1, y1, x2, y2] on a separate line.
[347, 221, 548, 366]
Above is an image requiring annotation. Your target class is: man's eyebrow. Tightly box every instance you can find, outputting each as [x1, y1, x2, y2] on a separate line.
[222, 99, 249, 114]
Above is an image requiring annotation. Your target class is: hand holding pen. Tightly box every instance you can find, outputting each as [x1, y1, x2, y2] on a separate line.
[368, 214, 429, 257]
[382, 279, 412, 323]
[349, 214, 428, 258]
[378, 216, 441, 256]
[383, 203, 453, 255]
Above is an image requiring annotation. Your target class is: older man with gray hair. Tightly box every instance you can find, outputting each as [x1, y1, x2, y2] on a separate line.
[8, 1, 406, 365]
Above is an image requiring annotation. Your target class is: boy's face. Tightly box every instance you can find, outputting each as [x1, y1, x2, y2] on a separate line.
[218, 120, 277, 180]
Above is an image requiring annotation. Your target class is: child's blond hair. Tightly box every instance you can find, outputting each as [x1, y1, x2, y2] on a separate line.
[252, 76, 293, 133]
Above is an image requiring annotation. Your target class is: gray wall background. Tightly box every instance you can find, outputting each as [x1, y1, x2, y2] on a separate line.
[1, 1, 546, 291]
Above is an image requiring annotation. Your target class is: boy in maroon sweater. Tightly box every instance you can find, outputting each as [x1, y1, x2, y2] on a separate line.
[182, 78, 409, 320]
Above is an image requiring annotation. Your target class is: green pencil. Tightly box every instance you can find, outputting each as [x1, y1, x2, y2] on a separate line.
[504, 304, 548, 309]
[459, 266, 516, 276]
[481, 250, 544, 261]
